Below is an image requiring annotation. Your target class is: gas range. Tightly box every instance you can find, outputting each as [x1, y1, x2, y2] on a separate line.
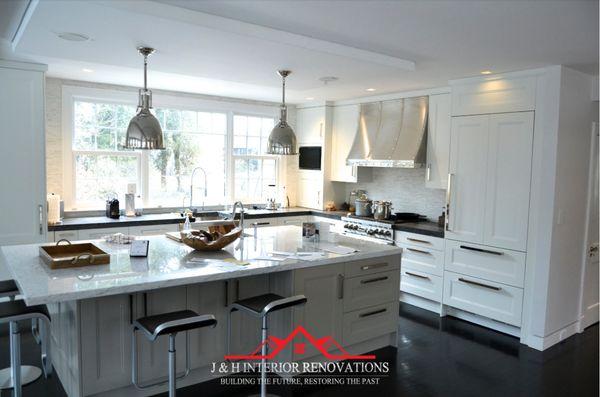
[340, 213, 427, 244]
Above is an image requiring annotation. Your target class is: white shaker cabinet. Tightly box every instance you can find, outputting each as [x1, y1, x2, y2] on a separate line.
[331, 104, 360, 182]
[483, 113, 534, 251]
[446, 112, 534, 251]
[292, 264, 344, 361]
[296, 175, 322, 209]
[446, 115, 489, 244]
[425, 94, 451, 189]
[295, 106, 325, 145]
[0, 61, 47, 245]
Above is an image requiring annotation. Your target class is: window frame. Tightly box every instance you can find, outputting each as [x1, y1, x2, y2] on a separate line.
[61, 85, 282, 211]
[230, 112, 281, 203]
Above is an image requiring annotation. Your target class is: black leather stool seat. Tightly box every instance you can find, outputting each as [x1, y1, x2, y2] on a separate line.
[134, 310, 216, 341]
[0, 300, 49, 324]
[231, 293, 307, 317]
[0, 280, 19, 298]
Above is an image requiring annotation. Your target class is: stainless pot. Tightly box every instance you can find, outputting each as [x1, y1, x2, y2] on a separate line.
[355, 198, 373, 217]
[373, 200, 393, 220]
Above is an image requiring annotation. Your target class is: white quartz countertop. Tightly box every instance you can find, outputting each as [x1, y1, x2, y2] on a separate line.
[1, 226, 401, 305]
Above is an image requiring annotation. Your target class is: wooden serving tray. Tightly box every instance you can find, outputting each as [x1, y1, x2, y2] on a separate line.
[39, 243, 110, 269]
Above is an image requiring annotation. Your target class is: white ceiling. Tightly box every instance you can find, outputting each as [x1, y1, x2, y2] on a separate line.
[8, 0, 599, 104]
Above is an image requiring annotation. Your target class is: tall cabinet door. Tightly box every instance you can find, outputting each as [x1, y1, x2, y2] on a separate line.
[446, 115, 489, 244]
[483, 112, 534, 251]
[0, 65, 46, 245]
[292, 264, 344, 361]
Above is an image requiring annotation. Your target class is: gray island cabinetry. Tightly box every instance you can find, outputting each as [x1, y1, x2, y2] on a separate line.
[1, 226, 401, 396]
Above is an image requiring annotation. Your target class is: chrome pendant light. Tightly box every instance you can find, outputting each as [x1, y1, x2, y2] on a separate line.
[267, 70, 297, 155]
[124, 47, 164, 150]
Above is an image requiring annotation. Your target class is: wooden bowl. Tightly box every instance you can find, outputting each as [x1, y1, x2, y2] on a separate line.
[180, 224, 242, 251]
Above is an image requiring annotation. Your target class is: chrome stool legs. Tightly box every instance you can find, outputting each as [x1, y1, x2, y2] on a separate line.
[131, 329, 191, 391]
[0, 321, 48, 397]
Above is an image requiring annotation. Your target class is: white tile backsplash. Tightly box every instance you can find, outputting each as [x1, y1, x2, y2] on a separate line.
[344, 167, 446, 220]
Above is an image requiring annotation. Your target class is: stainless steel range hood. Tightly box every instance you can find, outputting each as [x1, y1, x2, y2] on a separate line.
[346, 96, 428, 168]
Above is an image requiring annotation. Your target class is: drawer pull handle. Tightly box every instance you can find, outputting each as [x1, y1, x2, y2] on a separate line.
[404, 271, 430, 280]
[337, 274, 344, 299]
[361, 276, 389, 284]
[359, 308, 387, 318]
[458, 277, 501, 291]
[360, 263, 388, 271]
[459, 245, 503, 256]
[406, 237, 431, 245]
[406, 248, 431, 255]
[252, 222, 271, 226]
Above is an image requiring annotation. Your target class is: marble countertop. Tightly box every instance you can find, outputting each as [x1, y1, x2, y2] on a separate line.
[1, 226, 401, 306]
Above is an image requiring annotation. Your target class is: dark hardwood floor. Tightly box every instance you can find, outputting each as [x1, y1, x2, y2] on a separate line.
[1, 303, 597, 396]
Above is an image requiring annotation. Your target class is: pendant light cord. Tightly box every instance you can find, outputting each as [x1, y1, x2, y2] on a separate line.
[143, 54, 148, 91]
[281, 74, 286, 107]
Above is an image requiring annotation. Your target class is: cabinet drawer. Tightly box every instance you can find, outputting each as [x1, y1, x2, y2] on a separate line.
[344, 255, 400, 278]
[342, 301, 398, 346]
[444, 240, 526, 287]
[129, 224, 179, 236]
[400, 269, 443, 303]
[242, 218, 280, 229]
[394, 231, 445, 251]
[443, 271, 523, 326]
[398, 243, 444, 276]
[280, 216, 308, 226]
[54, 230, 79, 242]
[343, 270, 399, 312]
[78, 227, 129, 240]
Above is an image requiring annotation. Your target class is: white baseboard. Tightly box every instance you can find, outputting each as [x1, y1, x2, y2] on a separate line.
[525, 321, 582, 351]
[444, 307, 521, 338]
[399, 293, 442, 315]
[579, 302, 599, 331]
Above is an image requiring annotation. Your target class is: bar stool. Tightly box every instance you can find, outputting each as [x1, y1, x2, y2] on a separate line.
[228, 293, 307, 397]
[0, 298, 51, 397]
[132, 310, 217, 397]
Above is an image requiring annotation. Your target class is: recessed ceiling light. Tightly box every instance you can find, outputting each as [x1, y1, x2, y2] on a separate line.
[480, 70, 492, 75]
[82, 68, 94, 73]
[56, 32, 91, 42]
[366, 88, 376, 92]
[305, 97, 315, 100]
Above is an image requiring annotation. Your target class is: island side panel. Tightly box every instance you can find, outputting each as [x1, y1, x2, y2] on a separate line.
[48, 300, 83, 397]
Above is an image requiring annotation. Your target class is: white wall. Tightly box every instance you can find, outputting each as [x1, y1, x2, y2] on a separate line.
[341, 168, 446, 220]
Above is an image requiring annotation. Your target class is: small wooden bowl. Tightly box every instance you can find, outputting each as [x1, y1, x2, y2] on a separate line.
[180, 224, 242, 251]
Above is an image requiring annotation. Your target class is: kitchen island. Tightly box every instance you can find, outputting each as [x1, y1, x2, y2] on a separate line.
[0, 226, 401, 397]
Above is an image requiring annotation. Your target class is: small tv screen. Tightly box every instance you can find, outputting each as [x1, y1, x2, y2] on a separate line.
[299, 146, 322, 170]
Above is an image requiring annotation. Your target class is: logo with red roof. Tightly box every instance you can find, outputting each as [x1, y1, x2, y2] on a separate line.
[224, 325, 375, 360]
